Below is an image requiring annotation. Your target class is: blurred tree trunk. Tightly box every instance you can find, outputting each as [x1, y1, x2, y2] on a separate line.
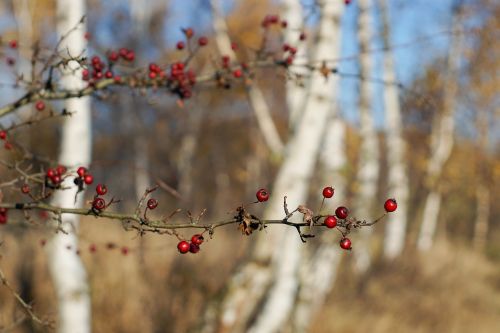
[283, 0, 309, 130]
[215, 2, 345, 333]
[378, 0, 410, 259]
[417, 3, 463, 251]
[353, 0, 379, 274]
[472, 107, 490, 252]
[47, 1, 91, 332]
[211, 0, 284, 157]
[292, 115, 347, 332]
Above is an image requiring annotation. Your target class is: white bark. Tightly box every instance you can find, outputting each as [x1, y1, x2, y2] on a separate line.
[353, 0, 379, 274]
[247, 2, 345, 333]
[211, 0, 284, 156]
[378, 0, 410, 259]
[417, 7, 462, 251]
[47, 1, 91, 332]
[292, 117, 346, 333]
[282, 0, 309, 129]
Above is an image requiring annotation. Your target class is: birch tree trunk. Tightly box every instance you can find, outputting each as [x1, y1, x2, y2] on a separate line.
[417, 4, 463, 251]
[210, 0, 284, 156]
[282, 0, 309, 130]
[378, 0, 410, 259]
[292, 115, 347, 333]
[217, 2, 345, 332]
[353, 0, 379, 274]
[47, 1, 91, 332]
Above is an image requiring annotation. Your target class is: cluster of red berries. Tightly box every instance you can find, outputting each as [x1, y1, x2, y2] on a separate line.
[75, 166, 94, 186]
[148, 63, 165, 80]
[168, 62, 196, 99]
[82, 49, 134, 83]
[177, 234, 204, 254]
[46, 165, 67, 187]
[261, 14, 282, 28]
[0, 208, 7, 225]
[92, 183, 108, 212]
[321, 186, 398, 250]
[0, 130, 12, 150]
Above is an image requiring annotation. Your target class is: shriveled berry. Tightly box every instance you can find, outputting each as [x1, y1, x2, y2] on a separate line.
[335, 206, 349, 219]
[92, 197, 106, 211]
[340, 237, 352, 250]
[177, 240, 190, 254]
[324, 215, 337, 228]
[256, 188, 270, 202]
[384, 198, 397, 212]
[191, 234, 204, 246]
[147, 198, 158, 210]
[322, 186, 334, 198]
[189, 243, 200, 253]
[83, 174, 93, 185]
[96, 184, 107, 195]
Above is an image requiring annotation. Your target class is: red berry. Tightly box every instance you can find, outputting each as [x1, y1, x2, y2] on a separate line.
[177, 240, 190, 254]
[56, 165, 67, 176]
[339, 237, 352, 250]
[231, 42, 238, 50]
[105, 70, 113, 79]
[46, 168, 56, 178]
[233, 69, 242, 78]
[21, 184, 30, 194]
[299, 32, 307, 41]
[198, 36, 208, 46]
[256, 188, 270, 202]
[384, 198, 397, 212]
[281, 20, 288, 28]
[345, 0, 352, 5]
[84, 32, 91, 40]
[191, 234, 204, 246]
[92, 197, 106, 211]
[121, 247, 129, 255]
[6, 57, 15, 66]
[0, 214, 7, 225]
[322, 186, 334, 198]
[108, 51, 119, 62]
[125, 50, 135, 61]
[147, 198, 158, 210]
[335, 206, 349, 219]
[4, 142, 12, 150]
[9, 40, 18, 49]
[35, 101, 45, 111]
[96, 184, 107, 195]
[0, 131, 6, 140]
[77, 166, 87, 177]
[50, 174, 61, 185]
[40, 239, 47, 246]
[89, 244, 97, 253]
[189, 243, 200, 253]
[148, 71, 157, 79]
[83, 174, 93, 185]
[176, 41, 185, 50]
[0, 208, 7, 215]
[324, 215, 337, 228]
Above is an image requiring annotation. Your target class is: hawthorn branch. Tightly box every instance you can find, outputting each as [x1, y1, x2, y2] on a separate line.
[0, 266, 53, 329]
